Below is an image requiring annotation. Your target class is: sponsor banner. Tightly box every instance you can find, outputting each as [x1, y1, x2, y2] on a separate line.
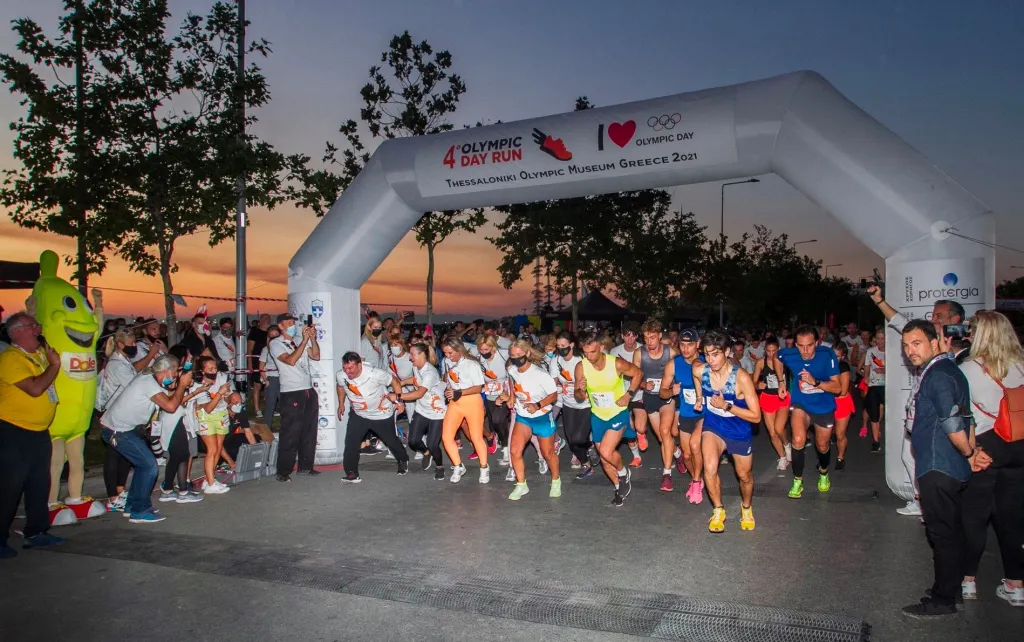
[415, 95, 738, 198]
[61, 351, 97, 380]
[288, 291, 333, 360]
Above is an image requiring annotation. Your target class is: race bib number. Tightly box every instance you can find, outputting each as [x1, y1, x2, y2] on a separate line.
[682, 388, 697, 405]
[799, 380, 823, 394]
[485, 380, 502, 395]
[766, 373, 779, 388]
[46, 384, 59, 403]
[591, 392, 616, 408]
[562, 382, 575, 397]
[646, 378, 662, 391]
[150, 420, 162, 437]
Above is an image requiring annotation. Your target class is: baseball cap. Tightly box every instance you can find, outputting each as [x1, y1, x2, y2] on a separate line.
[680, 328, 700, 342]
[276, 313, 296, 324]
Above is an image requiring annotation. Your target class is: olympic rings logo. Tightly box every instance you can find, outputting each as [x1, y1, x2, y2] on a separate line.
[647, 113, 682, 131]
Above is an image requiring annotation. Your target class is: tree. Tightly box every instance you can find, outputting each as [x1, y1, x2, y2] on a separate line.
[0, 0, 130, 293]
[997, 276, 1024, 299]
[98, 0, 284, 343]
[290, 31, 483, 325]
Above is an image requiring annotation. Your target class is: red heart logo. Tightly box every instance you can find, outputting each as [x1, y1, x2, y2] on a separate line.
[607, 121, 636, 148]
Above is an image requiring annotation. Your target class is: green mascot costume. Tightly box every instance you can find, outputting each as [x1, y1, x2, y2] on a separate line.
[27, 250, 106, 524]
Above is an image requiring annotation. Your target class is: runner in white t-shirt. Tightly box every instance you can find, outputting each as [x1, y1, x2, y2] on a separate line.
[399, 343, 449, 480]
[337, 353, 409, 483]
[859, 330, 887, 451]
[476, 335, 509, 464]
[610, 321, 644, 466]
[440, 335, 490, 484]
[552, 331, 595, 477]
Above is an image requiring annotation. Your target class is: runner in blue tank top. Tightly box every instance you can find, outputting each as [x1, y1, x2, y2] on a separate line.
[691, 330, 761, 534]
[773, 326, 843, 499]
[658, 328, 706, 504]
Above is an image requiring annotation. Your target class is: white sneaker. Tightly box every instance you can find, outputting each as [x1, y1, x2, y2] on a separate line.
[570, 456, 582, 470]
[385, 451, 396, 460]
[961, 580, 978, 600]
[776, 456, 789, 471]
[413, 451, 424, 460]
[554, 437, 566, 455]
[674, 447, 683, 460]
[896, 499, 922, 516]
[450, 464, 466, 484]
[479, 467, 490, 484]
[155, 457, 167, 467]
[498, 447, 510, 466]
[784, 443, 793, 462]
[538, 458, 549, 475]
[997, 581, 1024, 607]
[504, 466, 516, 482]
[255, 409, 263, 418]
[202, 480, 230, 494]
[375, 441, 388, 452]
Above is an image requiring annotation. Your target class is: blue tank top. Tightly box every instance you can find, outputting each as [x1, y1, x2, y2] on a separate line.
[672, 355, 704, 419]
[700, 364, 751, 440]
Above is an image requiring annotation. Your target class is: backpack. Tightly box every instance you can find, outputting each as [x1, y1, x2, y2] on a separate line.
[972, 362, 1024, 442]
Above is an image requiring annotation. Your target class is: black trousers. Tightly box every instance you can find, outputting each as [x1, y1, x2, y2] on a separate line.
[484, 398, 511, 447]
[0, 420, 52, 545]
[161, 420, 191, 492]
[277, 388, 319, 475]
[104, 438, 132, 497]
[344, 414, 408, 475]
[561, 406, 592, 463]
[918, 470, 967, 606]
[410, 414, 445, 467]
[961, 430, 1024, 580]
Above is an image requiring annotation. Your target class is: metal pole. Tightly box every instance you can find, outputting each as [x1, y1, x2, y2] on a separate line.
[719, 184, 725, 327]
[234, 0, 247, 389]
[74, 0, 87, 297]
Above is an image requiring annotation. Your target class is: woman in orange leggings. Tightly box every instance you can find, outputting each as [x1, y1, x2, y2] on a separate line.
[441, 335, 489, 484]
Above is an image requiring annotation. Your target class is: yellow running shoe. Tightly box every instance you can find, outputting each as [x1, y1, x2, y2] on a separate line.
[740, 506, 755, 531]
[708, 506, 726, 533]
[508, 482, 529, 501]
[549, 477, 562, 498]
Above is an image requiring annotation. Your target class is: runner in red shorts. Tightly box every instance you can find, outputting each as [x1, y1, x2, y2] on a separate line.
[831, 342, 855, 470]
[752, 336, 790, 471]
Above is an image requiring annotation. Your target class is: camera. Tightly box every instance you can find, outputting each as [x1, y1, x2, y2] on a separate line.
[860, 269, 884, 293]
[943, 324, 970, 339]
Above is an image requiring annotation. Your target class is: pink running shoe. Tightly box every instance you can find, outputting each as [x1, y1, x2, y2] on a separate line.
[469, 451, 479, 460]
[487, 435, 498, 455]
[675, 453, 687, 476]
[687, 480, 705, 504]
[858, 426, 868, 438]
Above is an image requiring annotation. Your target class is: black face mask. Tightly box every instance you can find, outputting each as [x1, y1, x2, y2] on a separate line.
[479, 351, 492, 360]
[122, 345, 138, 358]
[371, 328, 384, 337]
[509, 356, 527, 368]
[203, 371, 217, 381]
[557, 347, 572, 357]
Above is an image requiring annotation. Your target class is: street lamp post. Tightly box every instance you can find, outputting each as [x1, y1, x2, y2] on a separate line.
[718, 178, 760, 327]
[825, 263, 843, 278]
[793, 239, 818, 251]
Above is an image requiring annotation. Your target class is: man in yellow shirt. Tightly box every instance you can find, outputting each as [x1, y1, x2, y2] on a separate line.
[0, 312, 64, 559]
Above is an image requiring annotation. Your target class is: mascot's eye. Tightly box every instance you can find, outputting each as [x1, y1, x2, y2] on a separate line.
[62, 296, 77, 311]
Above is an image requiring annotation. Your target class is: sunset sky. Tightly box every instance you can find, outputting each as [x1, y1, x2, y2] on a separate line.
[2, 0, 1022, 320]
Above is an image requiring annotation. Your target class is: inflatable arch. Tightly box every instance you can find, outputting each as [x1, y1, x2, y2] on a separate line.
[288, 70, 994, 499]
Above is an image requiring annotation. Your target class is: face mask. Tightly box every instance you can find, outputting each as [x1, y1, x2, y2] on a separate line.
[123, 345, 138, 358]
[371, 328, 383, 337]
[161, 377, 174, 388]
[509, 356, 527, 368]
[390, 345, 402, 355]
[557, 347, 571, 357]
[222, 328, 233, 337]
[204, 372, 217, 381]
[285, 325, 298, 338]
[230, 403, 243, 413]
[546, 351, 555, 359]
[183, 360, 193, 372]
[479, 351, 492, 360]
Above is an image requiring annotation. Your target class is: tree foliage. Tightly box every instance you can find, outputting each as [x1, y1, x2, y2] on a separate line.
[997, 276, 1024, 299]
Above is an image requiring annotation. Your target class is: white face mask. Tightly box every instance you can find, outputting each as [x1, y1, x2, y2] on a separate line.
[390, 345, 402, 356]
[230, 403, 243, 413]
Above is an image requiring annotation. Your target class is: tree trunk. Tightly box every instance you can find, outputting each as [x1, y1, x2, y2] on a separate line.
[571, 272, 579, 332]
[159, 241, 177, 345]
[425, 241, 435, 327]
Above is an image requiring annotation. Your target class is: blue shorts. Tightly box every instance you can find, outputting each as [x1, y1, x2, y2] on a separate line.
[703, 425, 753, 457]
[516, 412, 557, 438]
[590, 410, 636, 443]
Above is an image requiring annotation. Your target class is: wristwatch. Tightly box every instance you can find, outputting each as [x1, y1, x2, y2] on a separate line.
[724, 402, 733, 413]
[626, 388, 637, 397]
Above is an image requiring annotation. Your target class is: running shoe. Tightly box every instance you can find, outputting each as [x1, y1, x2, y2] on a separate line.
[740, 506, 755, 531]
[22, 533, 66, 548]
[359, 445, 378, 455]
[504, 466, 516, 482]
[896, 500, 922, 516]
[637, 432, 649, 452]
[456, 439, 463, 450]
[870, 441, 881, 453]
[450, 464, 466, 484]
[498, 447, 510, 466]
[784, 443, 793, 462]
[508, 482, 529, 501]
[414, 451, 424, 460]
[255, 409, 263, 418]
[674, 447, 683, 460]
[576, 464, 594, 480]
[386, 451, 396, 460]
[468, 451, 478, 461]
[341, 472, 362, 484]
[538, 458, 549, 475]
[835, 458, 846, 471]
[479, 466, 490, 484]
[961, 580, 978, 601]
[708, 507, 726, 533]
[487, 435, 499, 455]
[175, 492, 204, 504]
[619, 469, 632, 498]
[587, 446, 600, 467]
[675, 452, 687, 476]
[628, 455, 642, 468]
[554, 437, 566, 455]
[611, 490, 624, 507]
[996, 580, 1024, 607]
[901, 597, 956, 619]
[276, 474, 292, 483]
[374, 440, 388, 453]
[549, 477, 561, 498]
[202, 480, 230, 495]
[128, 510, 166, 524]
[433, 467, 445, 481]
[660, 474, 673, 492]
[158, 490, 178, 503]
[420, 453, 433, 471]
[776, 456, 788, 471]
[685, 480, 702, 504]
[570, 456, 582, 470]
[719, 454, 729, 465]
[858, 426, 868, 438]
[297, 469, 321, 476]
[788, 478, 804, 499]
[397, 461, 409, 476]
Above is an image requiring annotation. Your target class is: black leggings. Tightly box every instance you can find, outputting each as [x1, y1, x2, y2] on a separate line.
[410, 414, 445, 467]
[561, 406, 592, 463]
[484, 398, 511, 446]
[161, 420, 191, 493]
[408, 413, 430, 454]
[343, 414, 409, 475]
[103, 440, 131, 497]
[865, 386, 885, 422]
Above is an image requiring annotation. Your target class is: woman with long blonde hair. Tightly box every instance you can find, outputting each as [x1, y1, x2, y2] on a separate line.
[959, 310, 1024, 605]
[441, 334, 489, 484]
[96, 328, 139, 511]
[499, 339, 560, 500]
[476, 334, 509, 462]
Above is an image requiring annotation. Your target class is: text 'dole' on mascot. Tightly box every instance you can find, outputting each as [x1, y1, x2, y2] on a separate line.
[27, 250, 106, 525]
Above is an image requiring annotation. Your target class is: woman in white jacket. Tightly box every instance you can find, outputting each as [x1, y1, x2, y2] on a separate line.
[96, 329, 140, 511]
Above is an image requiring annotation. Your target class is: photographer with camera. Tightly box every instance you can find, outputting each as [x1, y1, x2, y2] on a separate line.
[866, 283, 966, 517]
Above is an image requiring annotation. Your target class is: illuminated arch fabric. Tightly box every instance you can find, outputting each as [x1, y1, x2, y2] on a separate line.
[289, 70, 993, 499]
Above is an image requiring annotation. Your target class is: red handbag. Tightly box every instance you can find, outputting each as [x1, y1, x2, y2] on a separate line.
[972, 363, 1024, 442]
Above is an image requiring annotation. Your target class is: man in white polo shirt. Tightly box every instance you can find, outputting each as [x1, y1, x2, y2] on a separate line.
[268, 313, 320, 482]
[337, 351, 409, 483]
[100, 354, 193, 523]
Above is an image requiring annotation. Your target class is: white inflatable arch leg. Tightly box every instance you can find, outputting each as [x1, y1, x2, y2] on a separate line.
[289, 70, 993, 498]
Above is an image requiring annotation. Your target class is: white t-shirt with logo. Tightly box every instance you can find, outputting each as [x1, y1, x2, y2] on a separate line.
[101, 373, 165, 432]
[550, 354, 589, 409]
[745, 342, 765, 364]
[863, 346, 886, 387]
[412, 363, 447, 421]
[507, 363, 558, 419]
[447, 356, 485, 391]
[610, 343, 641, 401]
[338, 364, 395, 420]
[269, 336, 313, 393]
[258, 347, 278, 378]
[211, 332, 236, 364]
[192, 372, 232, 412]
[478, 349, 509, 400]
[960, 360, 1024, 436]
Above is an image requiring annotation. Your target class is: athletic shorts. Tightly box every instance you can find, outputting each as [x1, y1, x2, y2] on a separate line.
[642, 393, 673, 414]
[758, 392, 785, 414]
[678, 415, 702, 433]
[590, 411, 636, 444]
[703, 425, 753, 457]
[865, 386, 885, 422]
[628, 398, 644, 411]
[789, 402, 836, 429]
[834, 394, 855, 420]
[196, 408, 229, 436]
[516, 412, 557, 438]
